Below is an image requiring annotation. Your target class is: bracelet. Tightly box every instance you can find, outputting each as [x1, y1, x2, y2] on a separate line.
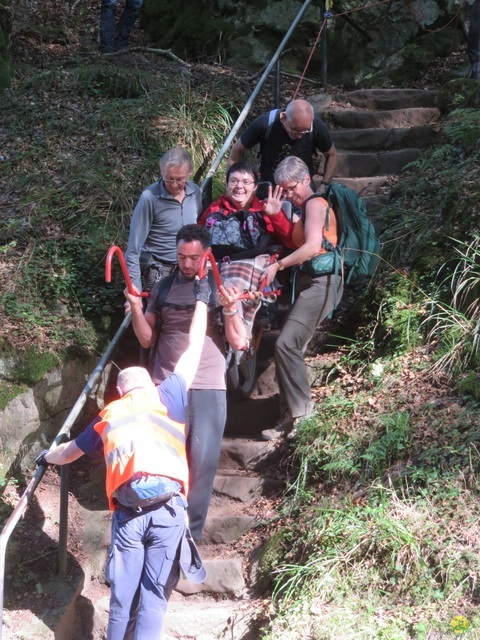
[222, 308, 238, 317]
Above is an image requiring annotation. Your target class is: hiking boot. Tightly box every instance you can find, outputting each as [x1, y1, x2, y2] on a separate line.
[261, 415, 295, 441]
[114, 38, 129, 51]
[100, 43, 116, 53]
[287, 411, 318, 441]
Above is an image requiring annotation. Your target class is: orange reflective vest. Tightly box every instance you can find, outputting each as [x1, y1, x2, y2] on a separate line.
[94, 385, 188, 510]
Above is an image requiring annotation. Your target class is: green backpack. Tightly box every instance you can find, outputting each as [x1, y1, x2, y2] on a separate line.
[301, 182, 381, 285]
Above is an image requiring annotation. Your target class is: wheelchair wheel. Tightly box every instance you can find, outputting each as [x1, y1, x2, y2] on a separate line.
[227, 322, 263, 399]
[228, 347, 258, 399]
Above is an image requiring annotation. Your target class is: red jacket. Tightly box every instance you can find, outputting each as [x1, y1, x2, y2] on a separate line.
[198, 195, 295, 249]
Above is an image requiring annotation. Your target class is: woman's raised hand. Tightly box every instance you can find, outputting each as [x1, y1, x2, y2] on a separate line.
[262, 184, 286, 216]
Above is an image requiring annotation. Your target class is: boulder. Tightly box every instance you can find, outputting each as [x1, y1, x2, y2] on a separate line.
[142, 0, 469, 88]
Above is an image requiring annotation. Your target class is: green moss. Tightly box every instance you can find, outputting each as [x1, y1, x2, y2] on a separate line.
[437, 79, 480, 114]
[20, 24, 69, 44]
[12, 349, 60, 385]
[0, 18, 13, 89]
[391, 29, 464, 85]
[255, 528, 289, 593]
[0, 381, 28, 411]
[142, 0, 233, 58]
[457, 374, 480, 402]
[75, 65, 156, 99]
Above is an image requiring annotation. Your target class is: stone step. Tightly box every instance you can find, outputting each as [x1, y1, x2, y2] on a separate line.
[332, 88, 439, 110]
[202, 512, 259, 544]
[335, 148, 421, 178]
[175, 557, 245, 595]
[202, 489, 279, 544]
[324, 106, 440, 130]
[213, 472, 284, 502]
[218, 437, 282, 471]
[331, 125, 443, 151]
[334, 176, 390, 195]
[164, 595, 257, 640]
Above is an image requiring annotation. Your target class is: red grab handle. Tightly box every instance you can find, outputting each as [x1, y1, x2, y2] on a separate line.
[105, 245, 149, 298]
[198, 248, 223, 288]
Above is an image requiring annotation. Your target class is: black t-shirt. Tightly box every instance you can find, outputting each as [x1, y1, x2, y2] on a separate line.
[239, 109, 333, 184]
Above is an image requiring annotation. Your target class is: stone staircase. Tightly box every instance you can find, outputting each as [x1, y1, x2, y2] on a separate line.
[163, 427, 285, 640]
[11, 88, 447, 640]
[310, 88, 443, 216]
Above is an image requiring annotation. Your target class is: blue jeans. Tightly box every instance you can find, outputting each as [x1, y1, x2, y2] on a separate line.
[467, 0, 480, 79]
[100, 0, 144, 51]
[106, 495, 186, 640]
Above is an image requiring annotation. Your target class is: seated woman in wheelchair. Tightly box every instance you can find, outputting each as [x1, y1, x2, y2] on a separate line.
[198, 160, 294, 248]
[198, 161, 295, 332]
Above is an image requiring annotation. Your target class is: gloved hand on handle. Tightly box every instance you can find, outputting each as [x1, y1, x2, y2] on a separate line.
[193, 275, 211, 305]
[36, 449, 50, 467]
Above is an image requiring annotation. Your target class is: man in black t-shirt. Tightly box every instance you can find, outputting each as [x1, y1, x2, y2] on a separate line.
[227, 99, 337, 193]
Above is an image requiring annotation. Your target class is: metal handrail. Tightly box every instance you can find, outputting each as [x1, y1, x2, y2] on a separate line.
[199, 0, 313, 192]
[0, 3, 321, 635]
[0, 311, 132, 640]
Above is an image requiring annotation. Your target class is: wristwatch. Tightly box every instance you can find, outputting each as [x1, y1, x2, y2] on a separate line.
[276, 260, 285, 271]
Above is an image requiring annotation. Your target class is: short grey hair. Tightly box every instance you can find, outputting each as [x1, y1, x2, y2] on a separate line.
[117, 367, 153, 394]
[159, 147, 193, 175]
[274, 156, 310, 185]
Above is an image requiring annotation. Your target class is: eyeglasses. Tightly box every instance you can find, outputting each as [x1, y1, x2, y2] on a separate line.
[163, 177, 188, 186]
[228, 178, 255, 187]
[287, 121, 313, 135]
[282, 181, 300, 195]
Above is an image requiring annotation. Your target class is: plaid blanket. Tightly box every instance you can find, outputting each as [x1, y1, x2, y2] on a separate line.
[218, 254, 273, 336]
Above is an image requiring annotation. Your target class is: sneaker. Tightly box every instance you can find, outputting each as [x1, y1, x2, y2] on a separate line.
[261, 415, 294, 441]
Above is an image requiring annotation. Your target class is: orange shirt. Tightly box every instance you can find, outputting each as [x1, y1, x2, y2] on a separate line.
[292, 196, 338, 255]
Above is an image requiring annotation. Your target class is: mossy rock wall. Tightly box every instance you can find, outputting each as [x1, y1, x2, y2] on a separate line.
[141, 0, 468, 87]
[0, 357, 109, 478]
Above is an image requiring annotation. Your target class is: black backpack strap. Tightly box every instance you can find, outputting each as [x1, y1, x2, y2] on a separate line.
[155, 268, 179, 306]
[155, 267, 219, 309]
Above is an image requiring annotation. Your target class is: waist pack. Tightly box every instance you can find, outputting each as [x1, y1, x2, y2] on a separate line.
[204, 209, 271, 260]
[301, 251, 338, 277]
[113, 472, 182, 510]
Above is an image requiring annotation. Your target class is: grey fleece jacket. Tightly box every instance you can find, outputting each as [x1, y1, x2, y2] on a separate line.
[125, 179, 202, 290]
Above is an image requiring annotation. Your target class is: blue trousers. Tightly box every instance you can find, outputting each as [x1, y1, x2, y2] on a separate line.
[100, 0, 143, 50]
[467, 0, 480, 79]
[185, 389, 227, 540]
[106, 496, 186, 640]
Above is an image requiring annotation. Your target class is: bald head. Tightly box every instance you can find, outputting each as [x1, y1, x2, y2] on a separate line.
[282, 100, 314, 139]
[285, 99, 314, 121]
[116, 367, 153, 395]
